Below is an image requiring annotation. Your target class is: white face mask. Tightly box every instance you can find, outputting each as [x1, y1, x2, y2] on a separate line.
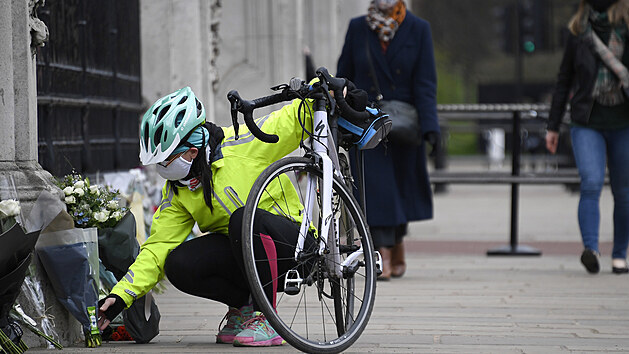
[156, 155, 192, 181]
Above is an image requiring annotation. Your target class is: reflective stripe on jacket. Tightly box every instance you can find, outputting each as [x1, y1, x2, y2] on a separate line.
[111, 99, 313, 307]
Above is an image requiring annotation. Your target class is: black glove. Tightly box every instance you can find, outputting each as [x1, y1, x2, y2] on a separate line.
[424, 131, 441, 158]
[343, 79, 368, 112]
[98, 293, 125, 323]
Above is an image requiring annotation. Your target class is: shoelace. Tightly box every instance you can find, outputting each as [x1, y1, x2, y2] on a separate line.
[241, 313, 271, 333]
[217, 308, 242, 331]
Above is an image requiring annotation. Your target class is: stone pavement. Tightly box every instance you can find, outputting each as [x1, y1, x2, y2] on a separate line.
[29, 185, 629, 353]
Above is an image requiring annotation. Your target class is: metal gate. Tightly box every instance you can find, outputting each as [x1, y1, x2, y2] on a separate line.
[36, 0, 142, 177]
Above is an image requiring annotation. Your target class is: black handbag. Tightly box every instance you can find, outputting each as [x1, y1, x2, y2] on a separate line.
[365, 40, 421, 145]
[123, 292, 160, 344]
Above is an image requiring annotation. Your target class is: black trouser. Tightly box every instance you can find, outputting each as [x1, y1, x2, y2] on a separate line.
[165, 207, 313, 310]
[370, 224, 407, 249]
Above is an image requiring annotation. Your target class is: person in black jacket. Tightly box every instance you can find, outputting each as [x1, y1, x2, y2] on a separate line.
[546, 0, 629, 274]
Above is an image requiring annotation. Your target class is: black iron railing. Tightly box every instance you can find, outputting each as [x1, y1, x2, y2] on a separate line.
[36, 0, 142, 177]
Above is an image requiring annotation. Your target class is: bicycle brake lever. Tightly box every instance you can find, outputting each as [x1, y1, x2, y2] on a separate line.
[230, 103, 240, 140]
[227, 90, 241, 140]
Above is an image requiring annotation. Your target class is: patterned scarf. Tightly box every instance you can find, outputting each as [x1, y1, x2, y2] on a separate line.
[583, 9, 629, 105]
[366, 0, 406, 52]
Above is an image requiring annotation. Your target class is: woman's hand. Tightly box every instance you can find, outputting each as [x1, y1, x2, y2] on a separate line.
[545, 130, 559, 154]
[97, 294, 125, 330]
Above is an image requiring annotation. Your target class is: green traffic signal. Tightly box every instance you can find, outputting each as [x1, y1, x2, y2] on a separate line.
[523, 40, 535, 53]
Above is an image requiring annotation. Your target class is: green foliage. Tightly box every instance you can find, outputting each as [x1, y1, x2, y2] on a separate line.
[435, 49, 468, 104]
[445, 123, 480, 155]
[56, 173, 128, 229]
[434, 48, 479, 155]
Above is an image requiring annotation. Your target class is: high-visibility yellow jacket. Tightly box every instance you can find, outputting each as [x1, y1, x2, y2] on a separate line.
[111, 99, 313, 307]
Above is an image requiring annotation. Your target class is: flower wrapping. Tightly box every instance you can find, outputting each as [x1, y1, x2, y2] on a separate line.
[35, 226, 100, 346]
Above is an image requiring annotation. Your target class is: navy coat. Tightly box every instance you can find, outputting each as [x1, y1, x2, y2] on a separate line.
[337, 11, 439, 227]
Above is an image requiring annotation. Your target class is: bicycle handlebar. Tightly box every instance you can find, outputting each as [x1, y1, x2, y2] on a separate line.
[227, 67, 371, 144]
[227, 90, 289, 143]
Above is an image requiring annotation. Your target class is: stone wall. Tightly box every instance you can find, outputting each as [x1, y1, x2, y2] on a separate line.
[140, 0, 371, 126]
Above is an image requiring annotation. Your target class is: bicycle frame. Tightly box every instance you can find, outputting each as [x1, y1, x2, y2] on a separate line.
[295, 99, 364, 279]
[227, 68, 377, 282]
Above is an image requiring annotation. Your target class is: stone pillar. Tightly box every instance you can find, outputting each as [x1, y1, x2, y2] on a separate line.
[0, 0, 16, 163]
[1, 0, 83, 348]
[140, 0, 219, 123]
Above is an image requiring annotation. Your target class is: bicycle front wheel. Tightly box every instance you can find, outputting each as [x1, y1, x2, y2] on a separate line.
[241, 156, 376, 353]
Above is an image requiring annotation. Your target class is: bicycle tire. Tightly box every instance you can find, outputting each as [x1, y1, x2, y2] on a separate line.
[241, 156, 376, 353]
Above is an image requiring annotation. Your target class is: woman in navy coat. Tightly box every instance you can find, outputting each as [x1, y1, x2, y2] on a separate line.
[337, 0, 440, 279]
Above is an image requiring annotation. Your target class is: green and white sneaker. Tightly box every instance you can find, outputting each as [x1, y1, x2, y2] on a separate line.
[216, 304, 253, 344]
[232, 311, 285, 347]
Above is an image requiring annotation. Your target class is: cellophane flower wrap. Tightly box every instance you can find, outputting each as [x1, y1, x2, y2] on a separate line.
[0, 176, 50, 353]
[0, 197, 30, 354]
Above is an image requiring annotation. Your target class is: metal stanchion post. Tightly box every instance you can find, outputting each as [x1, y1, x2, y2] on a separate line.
[487, 110, 541, 256]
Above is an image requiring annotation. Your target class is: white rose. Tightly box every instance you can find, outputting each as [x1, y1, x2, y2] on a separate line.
[73, 188, 85, 197]
[107, 200, 119, 210]
[0, 199, 21, 217]
[64, 196, 76, 204]
[109, 211, 122, 220]
[63, 186, 74, 195]
[73, 180, 85, 189]
[89, 185, 100, 195]
[93, 210, 110, 223]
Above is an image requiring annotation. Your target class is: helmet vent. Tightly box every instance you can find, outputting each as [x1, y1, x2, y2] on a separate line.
[143, 123, 150, 149]
[156, 105, 170, 123]
[154, 125, 164, 145]
[196, 99, 202, 117]
[178, 96, 188, 105]
[174, 110, 185, 127]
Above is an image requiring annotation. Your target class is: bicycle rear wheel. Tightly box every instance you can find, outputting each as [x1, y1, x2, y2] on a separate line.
[241, 156, 376, 353]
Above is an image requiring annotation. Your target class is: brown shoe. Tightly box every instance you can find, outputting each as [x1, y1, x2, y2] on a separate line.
[377, 247, 392, 280]
[390, 240, 406, 278]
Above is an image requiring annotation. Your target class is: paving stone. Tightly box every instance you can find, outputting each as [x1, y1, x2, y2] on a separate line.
[27, 185, 629, 353]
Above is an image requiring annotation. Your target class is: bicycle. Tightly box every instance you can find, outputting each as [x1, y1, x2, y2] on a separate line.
[227, 67, 390, 353]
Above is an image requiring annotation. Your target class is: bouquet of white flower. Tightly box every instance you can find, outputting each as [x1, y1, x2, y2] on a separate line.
[56, 173, 127, 229]
[0, 199, 21, 234]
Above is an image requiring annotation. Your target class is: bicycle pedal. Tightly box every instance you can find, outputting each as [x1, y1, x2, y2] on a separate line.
[374, 251, 383, 276]
[284, 270, 303, 296]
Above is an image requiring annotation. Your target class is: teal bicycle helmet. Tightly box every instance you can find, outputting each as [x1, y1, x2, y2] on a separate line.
[139, 87, 206, 165]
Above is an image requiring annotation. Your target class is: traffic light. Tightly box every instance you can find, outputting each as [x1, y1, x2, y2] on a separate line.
[494, 0, 549, 55]
[493, 4, 515, 53]
[519, 0, 536, 54]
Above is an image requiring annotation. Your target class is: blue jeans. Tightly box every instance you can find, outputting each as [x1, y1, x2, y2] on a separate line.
[571, 125, 629, 259]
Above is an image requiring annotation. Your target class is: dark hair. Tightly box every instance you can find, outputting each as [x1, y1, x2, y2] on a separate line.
[192, 141, 215, 211]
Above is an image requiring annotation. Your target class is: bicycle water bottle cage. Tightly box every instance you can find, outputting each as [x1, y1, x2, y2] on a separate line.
[338, 107, 392, 150]
[284, 269, 303, 295]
